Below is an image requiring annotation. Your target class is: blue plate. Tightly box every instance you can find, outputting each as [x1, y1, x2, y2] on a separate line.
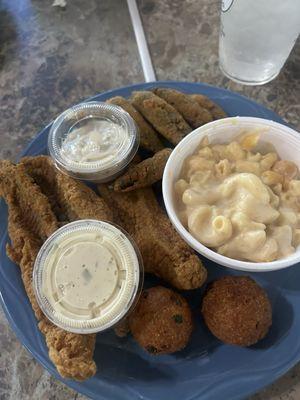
[1, 81, 299, 400]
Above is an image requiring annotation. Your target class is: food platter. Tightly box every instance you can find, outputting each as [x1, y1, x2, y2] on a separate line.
[0, 81, 300, 400]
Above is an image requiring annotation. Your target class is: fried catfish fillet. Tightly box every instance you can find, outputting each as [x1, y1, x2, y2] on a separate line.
[131, 91, 192, 145]
[106, 96, 164, 153]
[113, 148, 172, 192]
[153, 88, 213, 128]
[0, 160, 58, 241]
[21, 155, 113, 222]
[38, 319, 97, 380]
[98, 185, 207, 290]
[0, 160, 97, 381]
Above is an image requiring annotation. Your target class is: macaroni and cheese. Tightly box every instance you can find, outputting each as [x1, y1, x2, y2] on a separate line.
[175, 133, 300, 262]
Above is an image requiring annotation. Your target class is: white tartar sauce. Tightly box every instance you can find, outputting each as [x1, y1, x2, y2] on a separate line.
[61, 119, 130, 164]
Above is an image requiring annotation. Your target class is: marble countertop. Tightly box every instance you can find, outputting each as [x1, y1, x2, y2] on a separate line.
[0, 0, 299, 399]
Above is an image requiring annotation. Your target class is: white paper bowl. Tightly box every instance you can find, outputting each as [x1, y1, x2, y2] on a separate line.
[162, 117, 300, 272]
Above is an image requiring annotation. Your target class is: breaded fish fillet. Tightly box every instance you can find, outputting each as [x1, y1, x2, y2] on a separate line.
[39, 319, 97, 380]
[131, 91, 192, 145]
[0, 160, 58, 241]
[21, 156, 113, 222]
[154, 88, 213, 128]
[98, 185, 207, 290]
[190, 94, 227, 120]
[0, 161, 97, 381]
[4, 195, 49, 321]
[113, 148, 172, 192]
[106, 96, 164, 153]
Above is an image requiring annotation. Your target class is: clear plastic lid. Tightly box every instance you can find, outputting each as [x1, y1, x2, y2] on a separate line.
[33, 220, 143, 334]
[48, 101, 139, 183]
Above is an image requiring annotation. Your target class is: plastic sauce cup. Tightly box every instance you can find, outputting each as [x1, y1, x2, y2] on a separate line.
[48, 101, 139, 183]
[33, 220, 143, 333]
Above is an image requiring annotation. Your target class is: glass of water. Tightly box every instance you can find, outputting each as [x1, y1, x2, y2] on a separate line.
[219, 0, 300, 85]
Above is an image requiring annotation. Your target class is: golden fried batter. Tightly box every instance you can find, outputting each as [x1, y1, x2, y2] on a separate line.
[0, 161, 58, 240]
[107, 96, 164, 153]
[129, 286, 193, 354]
[154, 88, 212, 128]
[21, 156, 113, 222]
[190, 94, 227, 120]
[131, 91, 192, 145]
[113, 148, 172, 192]
[39, 319, 96, 380]
[114, 318, 130, 338]
[0, 161, 97, 381]
[98, 185, 207, 290]
[202, 276, 272, 346]
[4, 198, 45, 321]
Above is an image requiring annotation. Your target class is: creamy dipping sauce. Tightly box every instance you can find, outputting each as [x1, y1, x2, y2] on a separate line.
[34, 220, 141, 333]
[48, 102, 139, 183]
[175, 133, 300, 262]
[61, 119, 130, 164]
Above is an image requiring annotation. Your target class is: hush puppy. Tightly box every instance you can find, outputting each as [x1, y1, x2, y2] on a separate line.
[202, 276, 272, 346]
[129, 286, 193, 354]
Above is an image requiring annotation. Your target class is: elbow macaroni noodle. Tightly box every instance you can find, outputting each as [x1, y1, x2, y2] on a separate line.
[175, 132, 300, 262]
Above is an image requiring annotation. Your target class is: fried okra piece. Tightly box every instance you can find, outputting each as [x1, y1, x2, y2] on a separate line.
[106, 96, 164, 153]
[113, 148, 172, 192]
[202, 276, 272, 346]
[154, 88, 212, 128]
[131, 91, 192, 145]
[129, 286, 193, 354]
[190, 94, 227, 120]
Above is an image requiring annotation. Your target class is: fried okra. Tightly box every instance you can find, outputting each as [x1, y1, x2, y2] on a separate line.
[107, 96, 164, 153]
[113, 148, 172, 192]
[131, 91, 192, 145]
[154, 88, 212, 128]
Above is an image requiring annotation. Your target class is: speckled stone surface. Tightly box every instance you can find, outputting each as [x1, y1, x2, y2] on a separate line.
[0, 0, 299, 399]
[0, 0, 143, 161]
[138, 0, 300, 131]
